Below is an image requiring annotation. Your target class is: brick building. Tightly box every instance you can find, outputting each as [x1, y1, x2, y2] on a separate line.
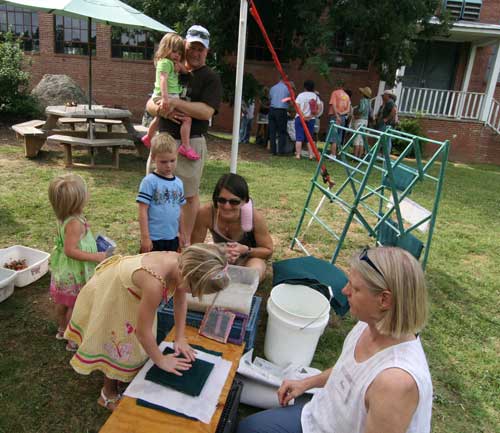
[2, 0, 500, 164]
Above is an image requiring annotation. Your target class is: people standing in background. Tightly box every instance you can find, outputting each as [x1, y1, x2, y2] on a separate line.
[327, 80, 351, 157]
[376, 89, 398, 154]
[294, 80, 324, 160]
[268, 78, 290, 155]
[352, 86, 372, 158]
[255, 86, 270, 147]
[239, 97, 255, 144]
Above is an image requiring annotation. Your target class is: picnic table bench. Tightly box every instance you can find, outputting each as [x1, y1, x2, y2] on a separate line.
[47, 134, 133, 169]
[11, 120, 46, 157]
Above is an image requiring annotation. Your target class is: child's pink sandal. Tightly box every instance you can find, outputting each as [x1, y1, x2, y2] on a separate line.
[65, 341, 78, 352]
[55, 328, 65, 340]
[141, 135, 152, 149]
[178, 145, 200, 160]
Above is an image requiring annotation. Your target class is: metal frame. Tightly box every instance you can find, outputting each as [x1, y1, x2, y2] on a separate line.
[291, 122, 450, 269]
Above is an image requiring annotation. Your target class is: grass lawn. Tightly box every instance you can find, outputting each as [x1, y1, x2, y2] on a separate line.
[0, 128, 499, 433]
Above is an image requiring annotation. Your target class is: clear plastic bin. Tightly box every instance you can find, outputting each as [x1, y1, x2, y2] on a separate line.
[0, 267, 16, 302]
[186, 264, 259, 315]
[0, 245, 50, 287]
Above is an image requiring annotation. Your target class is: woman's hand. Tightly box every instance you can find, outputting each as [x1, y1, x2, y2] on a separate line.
[174, 338, 196, 362]
[277, 379, 308, 406]
[226, 242, 249, 264]
[140, 237, 153, 254]
[157, 353, 192, 376]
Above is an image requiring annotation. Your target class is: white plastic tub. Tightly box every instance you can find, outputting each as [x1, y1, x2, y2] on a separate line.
[264, 284, 330, 367]
[0, 245, 50, 287]
[0, 267, 17, 302]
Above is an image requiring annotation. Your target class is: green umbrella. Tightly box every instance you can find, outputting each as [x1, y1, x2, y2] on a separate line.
[1, 0, 173, 107]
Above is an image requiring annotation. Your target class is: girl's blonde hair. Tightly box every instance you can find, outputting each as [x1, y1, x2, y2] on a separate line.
[48, 174, 88, 222]
[151, 133, 177, 157]
[180, 243, 229, 298]
[154, 32, 185, 66]
[350, 246, 428, 337]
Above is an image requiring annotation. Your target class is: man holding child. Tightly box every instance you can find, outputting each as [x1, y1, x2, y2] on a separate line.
[147, 25, 222, 247]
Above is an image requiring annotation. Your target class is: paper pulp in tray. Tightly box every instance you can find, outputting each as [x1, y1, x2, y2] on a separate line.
[236, 349, 322, 409]
[0, 245, 50, 287]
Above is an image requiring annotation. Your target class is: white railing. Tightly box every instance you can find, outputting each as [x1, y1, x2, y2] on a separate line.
[399, 87, 485, 121]
[486, 98, 500, 134]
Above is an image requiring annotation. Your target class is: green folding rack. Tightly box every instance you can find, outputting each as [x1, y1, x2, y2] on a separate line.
[291, 122, 449, 269]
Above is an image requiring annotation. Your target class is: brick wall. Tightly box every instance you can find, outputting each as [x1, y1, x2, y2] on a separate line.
[28, 13, 155, 122]
[419, 117, 500, 164]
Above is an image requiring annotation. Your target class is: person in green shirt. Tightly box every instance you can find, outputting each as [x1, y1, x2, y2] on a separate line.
[143, 33, 200, 161]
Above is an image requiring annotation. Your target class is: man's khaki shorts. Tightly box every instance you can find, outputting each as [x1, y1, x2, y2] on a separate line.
[175, 135, 207, 198]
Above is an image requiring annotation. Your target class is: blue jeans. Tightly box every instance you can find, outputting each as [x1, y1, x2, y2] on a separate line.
[239, 115, 253, 143]
[237, 403, 304, 433]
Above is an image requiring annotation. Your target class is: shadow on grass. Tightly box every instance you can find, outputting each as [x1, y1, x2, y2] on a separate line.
[0, 207, 26, 237]
[0, 276, 109, 433]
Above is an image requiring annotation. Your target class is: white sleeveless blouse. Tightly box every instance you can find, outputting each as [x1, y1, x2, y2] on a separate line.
[301, 321, 433, 433]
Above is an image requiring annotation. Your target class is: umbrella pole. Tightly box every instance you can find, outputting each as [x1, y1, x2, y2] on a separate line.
[88, 17, 92, 110]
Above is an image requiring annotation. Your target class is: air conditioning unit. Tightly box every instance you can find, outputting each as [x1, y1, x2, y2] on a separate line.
[444, 0, 481, 21]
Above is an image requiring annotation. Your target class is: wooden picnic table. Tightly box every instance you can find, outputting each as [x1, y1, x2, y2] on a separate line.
[44, 105, 137, 139]
[99, 326, 245, 433]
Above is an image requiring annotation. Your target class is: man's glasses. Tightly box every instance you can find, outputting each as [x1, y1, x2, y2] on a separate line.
[187, 29, 210, 40]
[359, 247, 384, 278]
[216, 197, 242, 206]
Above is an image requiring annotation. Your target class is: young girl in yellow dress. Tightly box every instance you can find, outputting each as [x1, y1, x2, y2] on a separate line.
[64, 243, 229, 411]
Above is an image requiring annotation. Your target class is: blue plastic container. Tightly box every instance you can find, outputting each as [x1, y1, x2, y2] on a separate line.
[157, 296, 262, 351]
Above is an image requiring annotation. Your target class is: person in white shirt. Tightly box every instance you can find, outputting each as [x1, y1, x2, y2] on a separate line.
[294, 80, 323, 160]
[237, 246, 433, 433]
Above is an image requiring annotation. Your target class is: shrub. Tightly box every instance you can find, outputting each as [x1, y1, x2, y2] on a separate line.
[0, 32, 41, 118]
[393, 116, 424, 157]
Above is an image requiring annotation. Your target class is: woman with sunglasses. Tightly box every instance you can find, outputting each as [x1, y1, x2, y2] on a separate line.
[237, 246, 432, 433]
[191, 173, 273, 282]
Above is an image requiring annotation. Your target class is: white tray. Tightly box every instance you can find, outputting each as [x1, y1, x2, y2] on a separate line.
[0, 245, 50, 287]
[0, 267, 16, 302]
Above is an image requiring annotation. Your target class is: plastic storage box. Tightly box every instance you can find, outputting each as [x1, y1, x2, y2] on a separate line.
[0, 267, 17, 303]
[0, 245, 50, 287]
[157, 296, 262, 351]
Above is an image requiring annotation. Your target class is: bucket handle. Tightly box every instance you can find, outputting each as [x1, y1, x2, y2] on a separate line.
[299, 303, 331, 330]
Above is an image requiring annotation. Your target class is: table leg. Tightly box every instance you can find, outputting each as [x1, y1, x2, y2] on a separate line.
[112, 147, 120, 169]
[43, 114, 59, 131]
[63, 144, 73, 168]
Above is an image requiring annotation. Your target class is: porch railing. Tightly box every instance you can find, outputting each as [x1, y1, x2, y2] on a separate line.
[399, 87, 485, 120]
[486, 98, 500, 134]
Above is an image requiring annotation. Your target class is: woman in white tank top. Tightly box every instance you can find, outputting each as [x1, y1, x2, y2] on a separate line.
[237, 246, 433, 433]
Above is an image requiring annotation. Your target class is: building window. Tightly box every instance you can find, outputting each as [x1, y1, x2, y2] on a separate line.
[329, 33, 368, 70]
[54, 15, 96, 56]
[0, 5, 39, 52]
[111, 27, 155, 60]
[443, 0, 482, 21]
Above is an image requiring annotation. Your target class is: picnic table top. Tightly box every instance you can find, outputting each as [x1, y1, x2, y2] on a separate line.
[45, 105, 132, 119]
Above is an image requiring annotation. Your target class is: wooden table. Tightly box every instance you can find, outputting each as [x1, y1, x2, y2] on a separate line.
[99, 326, 245, 433]
[44, 105, 137, 139]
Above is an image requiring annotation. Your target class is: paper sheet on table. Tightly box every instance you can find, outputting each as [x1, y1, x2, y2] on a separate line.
[124, 342, 232, 424]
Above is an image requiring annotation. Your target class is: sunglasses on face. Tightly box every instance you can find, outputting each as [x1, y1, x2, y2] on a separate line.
[187, 29, 209, 40]
[216, 196, 242, 206]
[359, 247, 384, 278]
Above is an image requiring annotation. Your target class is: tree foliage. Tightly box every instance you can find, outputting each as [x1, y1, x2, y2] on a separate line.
[127, 0, 449, 90]
[0, 32, 40, 117]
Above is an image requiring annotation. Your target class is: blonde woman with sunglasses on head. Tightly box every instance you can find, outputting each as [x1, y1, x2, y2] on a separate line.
[238, 246, 432, 433]
[191, 173, 273, 282]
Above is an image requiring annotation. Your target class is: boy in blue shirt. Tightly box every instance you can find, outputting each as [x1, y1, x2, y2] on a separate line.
[137, 133, 186, 252]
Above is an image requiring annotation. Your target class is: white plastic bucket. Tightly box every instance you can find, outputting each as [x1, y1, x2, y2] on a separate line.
[264, 284, 330, 367]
